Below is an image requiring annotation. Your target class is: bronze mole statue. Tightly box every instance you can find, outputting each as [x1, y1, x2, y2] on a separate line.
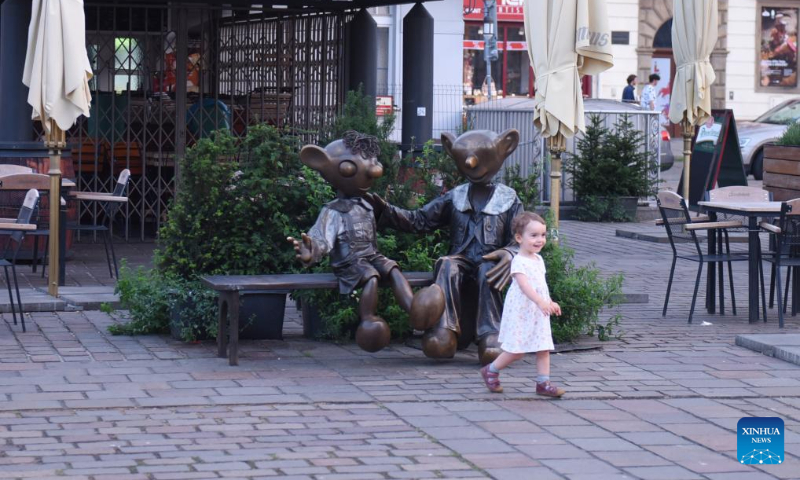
[288, 131, 445, 353]
[370, 129, 523, 365]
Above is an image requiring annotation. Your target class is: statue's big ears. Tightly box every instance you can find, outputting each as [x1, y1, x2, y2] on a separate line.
[299, 145, 331, 171]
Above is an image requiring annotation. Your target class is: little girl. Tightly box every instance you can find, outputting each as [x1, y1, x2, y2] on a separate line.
[480, 211, 565, 397]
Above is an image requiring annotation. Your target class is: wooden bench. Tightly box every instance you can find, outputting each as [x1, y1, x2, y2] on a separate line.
[202, 272, 434, 365]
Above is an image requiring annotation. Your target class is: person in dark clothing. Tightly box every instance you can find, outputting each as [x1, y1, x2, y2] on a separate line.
[622, 74, 637, 103]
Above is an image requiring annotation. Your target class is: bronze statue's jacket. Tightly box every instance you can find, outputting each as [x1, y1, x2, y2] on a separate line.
[378, 183, 523, 261]
[377, 182, 523, 340]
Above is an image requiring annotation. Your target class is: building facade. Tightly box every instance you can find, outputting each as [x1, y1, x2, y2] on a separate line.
[600, 0, 799, 122]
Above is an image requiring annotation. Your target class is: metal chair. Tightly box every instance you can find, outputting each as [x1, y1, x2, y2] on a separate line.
[0, 190, 40, 332]
[759, 198, 800, 328]
[64, 169, 130, 278]
[657, 191, 748, 323]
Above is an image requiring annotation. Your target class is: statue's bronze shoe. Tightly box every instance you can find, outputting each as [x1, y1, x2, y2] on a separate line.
[421, 327, 458, 359]
[355, 316, 391, 353]
[409, 285, 445, 331]
[477, 333, 502, 366]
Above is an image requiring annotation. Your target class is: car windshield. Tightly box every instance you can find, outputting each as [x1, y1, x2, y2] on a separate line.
[755, 101, 800, 124]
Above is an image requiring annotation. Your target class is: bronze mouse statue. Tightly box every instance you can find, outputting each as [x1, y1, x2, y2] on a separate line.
[370, 129, 523, 365]
[288, 131, 445, 353]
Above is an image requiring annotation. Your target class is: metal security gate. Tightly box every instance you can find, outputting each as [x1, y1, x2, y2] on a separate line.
[50, 3, 349, 240]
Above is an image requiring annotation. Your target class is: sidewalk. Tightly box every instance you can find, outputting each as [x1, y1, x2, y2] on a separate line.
[0, 221, 798, 479]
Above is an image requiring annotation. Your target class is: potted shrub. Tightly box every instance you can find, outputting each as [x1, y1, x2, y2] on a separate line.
[764, 122, 800, 201]
[566, 114, 659, 221]
[109, 125, 325, 342]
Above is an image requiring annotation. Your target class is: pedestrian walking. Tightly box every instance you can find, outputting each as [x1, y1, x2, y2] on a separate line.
[479, 212, 565, 397]
[622, 74, 638, 103]
[640, 73, 660, 111]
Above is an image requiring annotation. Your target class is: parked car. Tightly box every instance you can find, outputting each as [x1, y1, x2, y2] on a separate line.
[737, 98, 800, 180]
[660, 127, 675, 172]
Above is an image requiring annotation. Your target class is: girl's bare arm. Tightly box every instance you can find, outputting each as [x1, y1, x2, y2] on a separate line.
[513, 273, 553, 313]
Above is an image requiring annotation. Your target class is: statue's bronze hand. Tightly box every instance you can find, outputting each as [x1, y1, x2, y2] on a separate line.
[483, 249, 513, 291]
[286, 233, 313, 264]
[364, 192, 387, 218]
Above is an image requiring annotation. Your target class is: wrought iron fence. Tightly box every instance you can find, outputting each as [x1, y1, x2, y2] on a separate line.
[42, 4, 351, 240]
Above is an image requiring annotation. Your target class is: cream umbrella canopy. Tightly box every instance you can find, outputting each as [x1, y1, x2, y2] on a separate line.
[524, 0, 613, 234]
[22, 0, 93, 297]
[669, 0, 718, 203]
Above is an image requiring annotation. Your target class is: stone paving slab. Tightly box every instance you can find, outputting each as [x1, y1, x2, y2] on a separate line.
[0, 288, 66, 313]
[55, 286, 120, 310]
[0, 220, 799, 478]
[736, 334, 800, 367]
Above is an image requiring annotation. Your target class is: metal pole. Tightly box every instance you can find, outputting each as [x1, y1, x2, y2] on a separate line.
[682, 114, 692, 203]
[548, 133, 565, 242]
[483, 0, 498, 100]
[46, 119, 64, 297]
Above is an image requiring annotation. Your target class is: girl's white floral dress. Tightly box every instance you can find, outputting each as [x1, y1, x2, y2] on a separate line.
[498, 253, 555, 354]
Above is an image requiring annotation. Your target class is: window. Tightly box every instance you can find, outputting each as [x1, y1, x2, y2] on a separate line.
[369, 6, 390, 16]
[377, 27, 390, 94]
[114, 37, 143, 93]
[503, 25, 530, 96]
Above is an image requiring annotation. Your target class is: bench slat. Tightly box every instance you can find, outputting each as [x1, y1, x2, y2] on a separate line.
[202, 272, 434, 291]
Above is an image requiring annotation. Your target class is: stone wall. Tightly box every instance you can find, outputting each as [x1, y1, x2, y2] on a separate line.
[636, 0, 729, 111]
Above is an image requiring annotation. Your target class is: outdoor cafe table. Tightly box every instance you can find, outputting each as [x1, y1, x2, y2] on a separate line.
[698, 201, 783, 323]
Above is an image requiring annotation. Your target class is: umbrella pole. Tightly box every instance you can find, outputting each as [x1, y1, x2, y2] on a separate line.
[681, 115, 692, 203]
[45, 120, 64, 297]
[548, 134, 566, 242]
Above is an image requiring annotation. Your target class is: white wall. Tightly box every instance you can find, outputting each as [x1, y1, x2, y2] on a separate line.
[727, 0, 798, 120]
[392, 0, 464, 88]
[383, 0, 463, 141]
[598, 0, 640, 101]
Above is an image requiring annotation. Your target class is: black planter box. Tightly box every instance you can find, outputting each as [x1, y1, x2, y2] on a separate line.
[170, 291, 286, 341]
[238, 291, 287, 340]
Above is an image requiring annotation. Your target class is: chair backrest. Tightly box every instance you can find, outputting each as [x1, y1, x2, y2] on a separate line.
[656, 191, 702, 255]
[777, 198, 800, 252]
[5, 189, 39, 251]
[104, 169, 131, 218]
[0, 165, 34, 176]
[0, 173, 62, 228]
[706, 186, 772, 202]
[112, 169, 131, 197]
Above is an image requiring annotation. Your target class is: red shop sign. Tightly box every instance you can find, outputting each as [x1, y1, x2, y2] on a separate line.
[463, 0, 524, 22]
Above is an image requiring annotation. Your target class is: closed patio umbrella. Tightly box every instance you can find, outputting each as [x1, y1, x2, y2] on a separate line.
[524, 0, 613, 234]
[669, 0, 718, 203]
[22, 0, 93, 296]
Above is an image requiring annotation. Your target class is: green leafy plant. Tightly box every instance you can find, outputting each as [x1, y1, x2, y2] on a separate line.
[108, 263, 170, 336]
[574, 196, 633, 223]
[110, 124, 325, 342]
[541, 212, 624, 343]
[502, 164, 541, 210]
[567, 114, 658, 222]
[775, 122, 800, 146]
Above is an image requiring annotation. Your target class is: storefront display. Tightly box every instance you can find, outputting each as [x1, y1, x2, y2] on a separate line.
[758, 5, 798, 89]
[462, 0, 589, 102]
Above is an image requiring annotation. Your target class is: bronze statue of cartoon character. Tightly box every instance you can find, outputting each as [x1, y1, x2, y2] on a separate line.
[288, 131, 445, 353]
[369, 129, 523, 365]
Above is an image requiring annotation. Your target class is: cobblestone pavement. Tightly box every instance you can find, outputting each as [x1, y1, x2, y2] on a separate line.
[1, 221, 799, 479]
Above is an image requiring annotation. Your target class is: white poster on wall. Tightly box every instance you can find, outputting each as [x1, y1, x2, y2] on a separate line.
[650, 57, 672, 126]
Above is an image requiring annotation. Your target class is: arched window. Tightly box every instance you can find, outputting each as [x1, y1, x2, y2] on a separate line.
[654, 19, 673, 49]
